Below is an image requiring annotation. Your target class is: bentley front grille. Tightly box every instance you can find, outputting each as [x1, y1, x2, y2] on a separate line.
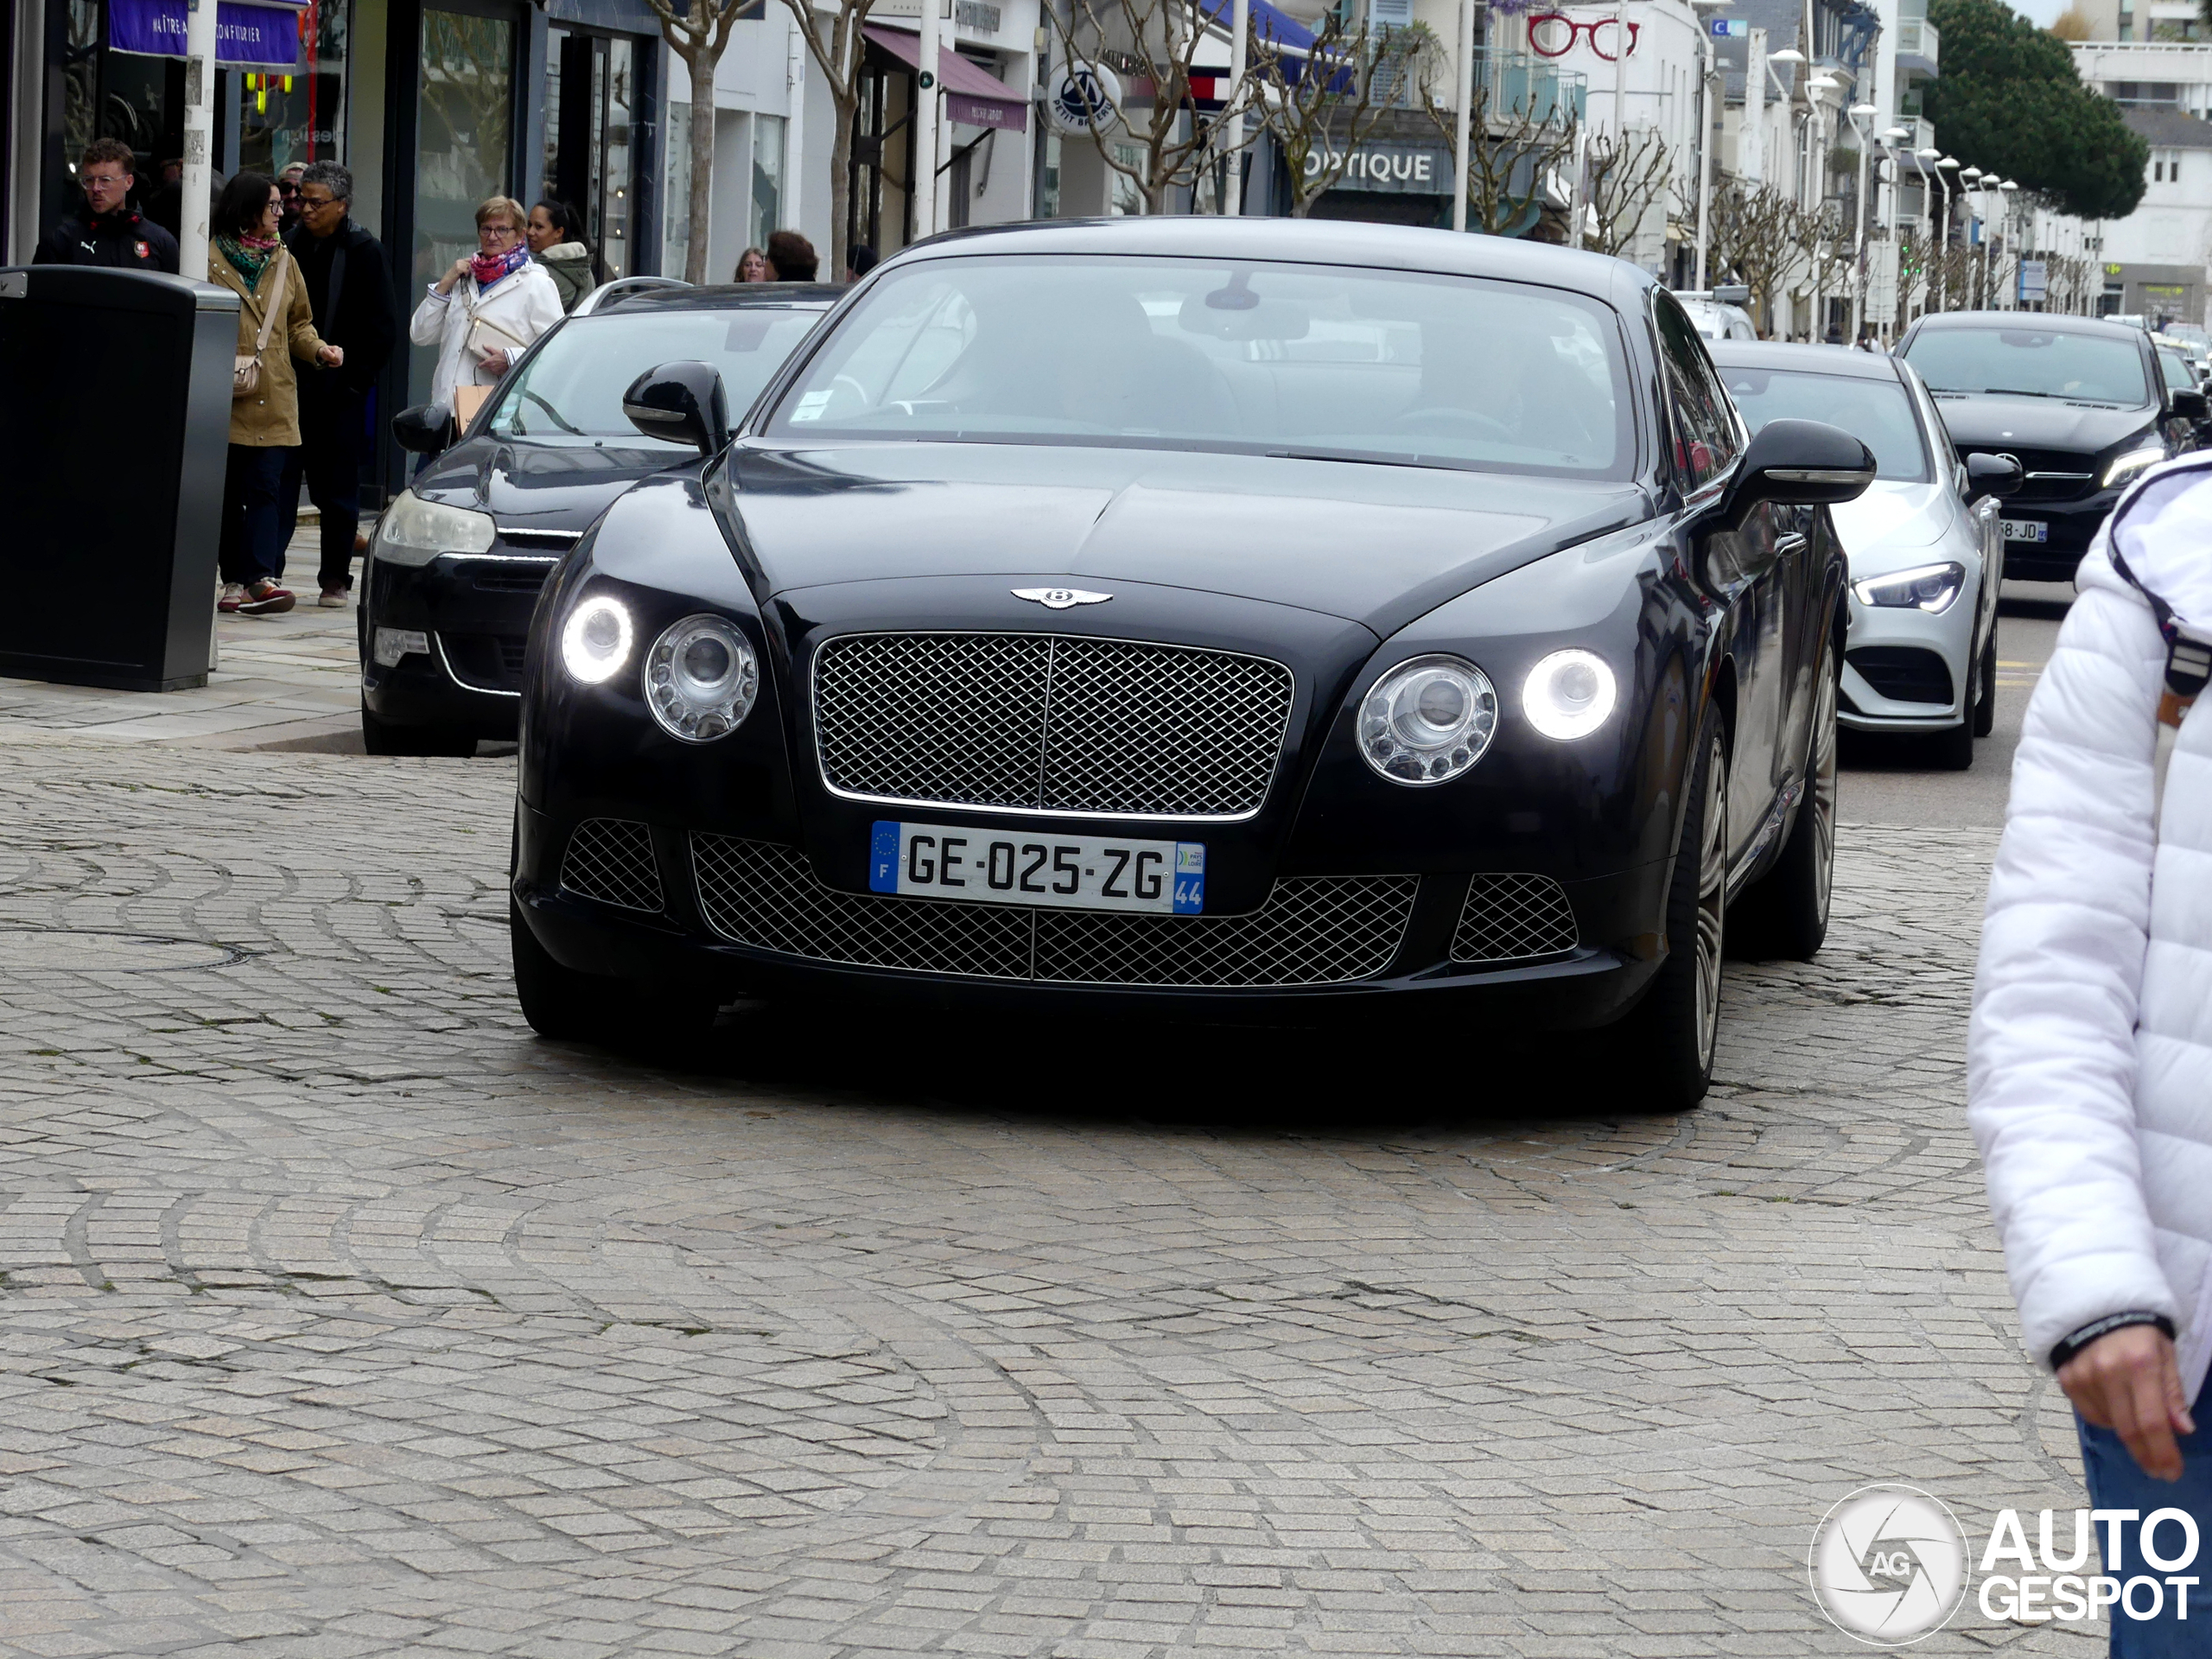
[812, 632, 1295, 819]
[559, 818, 664, 913]
[690, 836, 1415, 988]
[1450, 873, 1579, 963]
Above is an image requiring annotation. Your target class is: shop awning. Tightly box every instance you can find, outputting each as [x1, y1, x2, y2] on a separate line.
[109, 0, 308, 70]
[864, 26, 1028, 132]
[1198, 0, 1317, 55]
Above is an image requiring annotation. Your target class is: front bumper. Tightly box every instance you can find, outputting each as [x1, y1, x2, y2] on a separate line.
[1994, 486, 2121, 582]
[359, 553, 560, 739]
[1840, 582, 1976, 732]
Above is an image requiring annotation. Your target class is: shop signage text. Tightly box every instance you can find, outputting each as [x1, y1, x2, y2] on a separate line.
[1309, 142, 1449, 194]
[108, 0, 305, 69]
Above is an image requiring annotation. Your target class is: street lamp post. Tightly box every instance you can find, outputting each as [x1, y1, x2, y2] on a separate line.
[1934, 154, 1959, 311]
[1452, 0, 1474, 232]
[1690, 0, 1730, 289]
[1808, 75, 1839, 339]
[1961, 166, 1983, 308]
[1999, 179, 2020, 308]
[1223, 0, 1250, 214]
[1848, 101, 1878, 343]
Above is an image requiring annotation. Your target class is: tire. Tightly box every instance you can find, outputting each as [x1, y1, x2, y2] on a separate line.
[1615, 705, 1728, 1111]
[1732, 639, 1838, 962]
[1973, 618, 1999, 738]
[362, 704, 478, 758]
[1933, 700, 1975, 770]
[510, 900, 724, 1051]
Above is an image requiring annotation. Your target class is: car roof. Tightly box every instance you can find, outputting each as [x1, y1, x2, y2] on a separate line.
[589, 282, 842, 315]
[1707, 340, 1904, 382]
[1906, 309, 2151, 343]
[884, 216, 1659, 308]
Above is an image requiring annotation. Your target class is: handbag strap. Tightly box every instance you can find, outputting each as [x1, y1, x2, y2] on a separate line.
[253, 252, 287, 354]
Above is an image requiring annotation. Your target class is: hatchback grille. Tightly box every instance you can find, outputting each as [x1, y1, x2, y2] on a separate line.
[1451, 874, 1579, 963]
[690, 836, 1414, 987]
[440, 632, 528, 693]
[813, 632, 1295, 819]
[560, 818, 664, 912]
[467, 560, 558, 594]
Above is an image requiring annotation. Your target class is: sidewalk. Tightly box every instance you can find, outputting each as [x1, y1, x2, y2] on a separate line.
[0, 524, 373, 753]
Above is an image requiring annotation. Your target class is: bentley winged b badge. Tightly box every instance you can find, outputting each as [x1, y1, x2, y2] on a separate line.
[1012, 588, 1112, 610]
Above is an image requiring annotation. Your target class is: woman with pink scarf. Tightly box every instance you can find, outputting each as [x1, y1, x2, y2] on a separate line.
[408, 195, 563, 424]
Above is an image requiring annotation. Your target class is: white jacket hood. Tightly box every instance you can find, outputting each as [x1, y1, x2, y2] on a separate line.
[2106, 460, 2212, 637]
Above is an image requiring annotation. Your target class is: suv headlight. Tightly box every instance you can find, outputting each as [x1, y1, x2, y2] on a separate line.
[1853, 561, 1966, 613]
[371, 490, 497, 568]
[645, 615, 758, 741]
[1358, 655, 1499, 785]
[2103, 446, 2165, 489]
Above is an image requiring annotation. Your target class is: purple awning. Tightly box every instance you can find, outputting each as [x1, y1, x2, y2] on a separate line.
[865, 25, 1028, 132]
[109, 0, 307, 70]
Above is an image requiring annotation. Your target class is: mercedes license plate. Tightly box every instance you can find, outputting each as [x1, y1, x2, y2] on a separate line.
[2000, 518, 2049, 543]
[869, 822, 1205, 914]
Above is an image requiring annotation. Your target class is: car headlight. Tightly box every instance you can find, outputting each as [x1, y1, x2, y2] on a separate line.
[1853, 561, 1966, 614]
[1358, 655, 1498, 785]
[371, 489, 496, 568]
[1522, 649, 1618, 741]
[2104, 446, 2165, 489]
[645, 615, 758, 741]
[560, 594, 633, 686]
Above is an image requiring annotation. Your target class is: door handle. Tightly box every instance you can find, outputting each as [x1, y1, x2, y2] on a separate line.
[1774, 532, 1808, 557]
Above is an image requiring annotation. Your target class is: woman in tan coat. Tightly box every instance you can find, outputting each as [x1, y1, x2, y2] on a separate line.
[207, 170, 340, 616]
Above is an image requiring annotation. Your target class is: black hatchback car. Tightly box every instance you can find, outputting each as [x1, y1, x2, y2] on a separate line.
[359, 283, 838, 754]
[508, 219, 1877, 1109]
[1896, 311, 2202, 582]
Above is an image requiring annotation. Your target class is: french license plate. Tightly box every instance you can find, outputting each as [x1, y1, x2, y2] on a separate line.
[2000, 518, 2049, 543]
[868, 821, 1205, 914]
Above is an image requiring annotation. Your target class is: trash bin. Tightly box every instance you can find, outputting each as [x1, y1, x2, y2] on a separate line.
[0, 266, 241, 691]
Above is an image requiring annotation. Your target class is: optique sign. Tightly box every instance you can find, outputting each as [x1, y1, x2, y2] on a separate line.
[1307, 142, 1450, 194]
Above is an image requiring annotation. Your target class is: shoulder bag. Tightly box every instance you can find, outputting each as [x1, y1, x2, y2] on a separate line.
[232, 253, 289, 399]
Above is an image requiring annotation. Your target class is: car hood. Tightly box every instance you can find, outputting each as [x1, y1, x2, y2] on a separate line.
[1924, 393, 2157, 456]
[414, 434, 696, 532]
[721, 442, 1650, 636]
[1827, 480, 1955, 563]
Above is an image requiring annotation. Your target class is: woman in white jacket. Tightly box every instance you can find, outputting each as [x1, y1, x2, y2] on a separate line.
[409, 195, 563, 416]
[1971, 457, 2212, 1654]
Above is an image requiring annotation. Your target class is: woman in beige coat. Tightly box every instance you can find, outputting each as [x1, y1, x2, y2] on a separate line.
[207, 170, 340, 616]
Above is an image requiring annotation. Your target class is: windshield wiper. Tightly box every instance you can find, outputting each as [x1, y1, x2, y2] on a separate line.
[1974, 387, 2056, 398]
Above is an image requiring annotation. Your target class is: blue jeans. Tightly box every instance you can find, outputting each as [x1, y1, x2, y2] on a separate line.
[219, 443, 294, 587]
[2077, 1376, 2212, 1656]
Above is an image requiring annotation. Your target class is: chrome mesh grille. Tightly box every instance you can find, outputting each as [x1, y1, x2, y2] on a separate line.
[814, 633, 1294, 818]
[559, 818, 664, 913]
[1450, 873, 1578, 963]
[691, 836, 1414, 988]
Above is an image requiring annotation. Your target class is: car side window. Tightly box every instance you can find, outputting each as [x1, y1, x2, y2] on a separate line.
[1655, 298, 1738, 493]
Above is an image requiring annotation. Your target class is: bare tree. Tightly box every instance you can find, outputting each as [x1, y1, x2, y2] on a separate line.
[1052, 0, 1263, 213]
[1580, 127, 1669, 257]
[1253, 16, 1433, 219]
[779, 0, 886, 280]
[642, 0, 759, 284]
[1705, 179, 1802, 335]
[1421, 80, 1576, 237]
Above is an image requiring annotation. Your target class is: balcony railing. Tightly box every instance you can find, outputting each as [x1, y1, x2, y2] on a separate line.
[1897, 16, 1939, 69]
[1370, 48, 1586, 124]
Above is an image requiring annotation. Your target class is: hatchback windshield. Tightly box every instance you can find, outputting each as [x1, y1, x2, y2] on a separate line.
[1901, 327, 2150, 405]
[765, 255, 1633, 478]
[487, 305, 826, 440]
[1718, 367, 1929, 481]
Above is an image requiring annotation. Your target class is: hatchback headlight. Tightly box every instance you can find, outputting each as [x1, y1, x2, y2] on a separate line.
[1358, 655, 1499, 785]
[371, 489, 496, 568]
[645, 615, 758, 741]
[2104, 446, 2165, 489]
[1522, 649, 1618, 741]
[1853, 561, 1966, 613]
[560, 594, 633, 685]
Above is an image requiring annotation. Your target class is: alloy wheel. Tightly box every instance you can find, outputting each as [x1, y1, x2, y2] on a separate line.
[1694, 730, 1728, 1073]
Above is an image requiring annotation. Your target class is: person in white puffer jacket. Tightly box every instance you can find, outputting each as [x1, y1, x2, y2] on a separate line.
[1972, 455, 2212, 1655]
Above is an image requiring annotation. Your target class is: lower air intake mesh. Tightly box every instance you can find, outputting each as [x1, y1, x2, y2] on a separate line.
[559, 818, 664, 913]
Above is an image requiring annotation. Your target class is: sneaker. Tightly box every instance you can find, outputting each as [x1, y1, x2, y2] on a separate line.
[238, 580, 296, 616]
[318, 588, 348, 609]
[217, 583, 246, 613]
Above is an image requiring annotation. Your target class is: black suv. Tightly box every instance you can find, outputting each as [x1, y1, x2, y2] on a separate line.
[359, 281, 838, 755]
[1896, 311, 2202, 582]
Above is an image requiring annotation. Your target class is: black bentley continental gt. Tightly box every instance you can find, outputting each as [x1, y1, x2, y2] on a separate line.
[509, 219, 1873, 1107]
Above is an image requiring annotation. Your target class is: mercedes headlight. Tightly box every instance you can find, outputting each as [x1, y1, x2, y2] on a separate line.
[371, 489, 496, 568]
[2104, 446, 2165, 489]
[645, 615, 758, 741]
[1853, 561, 1966, 613]
[1358, 655, 1498, 785]
[1522, 650, 1618, 741]
[560, 594, 633, 686]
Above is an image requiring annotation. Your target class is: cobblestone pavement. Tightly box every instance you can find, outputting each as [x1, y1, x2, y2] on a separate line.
[0, 732, 2098, 1657]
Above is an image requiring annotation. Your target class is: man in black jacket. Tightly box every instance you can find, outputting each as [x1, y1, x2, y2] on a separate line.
[33, 138, 180, 273]
[280, 161, 398, 605]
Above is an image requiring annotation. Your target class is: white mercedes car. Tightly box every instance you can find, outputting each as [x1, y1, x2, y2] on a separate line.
[1712, 342, 2021, 768]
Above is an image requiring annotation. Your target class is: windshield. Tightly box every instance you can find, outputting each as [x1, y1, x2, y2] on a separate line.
[1717, 366, 1929, 482]
[487, 307, 826, 440]
[1901, 327, 2150, 405]
[764, 255, 1633, 478]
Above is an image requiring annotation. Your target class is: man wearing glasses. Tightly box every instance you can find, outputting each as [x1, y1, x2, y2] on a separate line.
[33, 137, 180, 274]
[276, 163, 308, 237]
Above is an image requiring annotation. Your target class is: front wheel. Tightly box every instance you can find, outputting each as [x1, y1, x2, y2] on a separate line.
[1615, 706, 1728, 1111]
[510, 901, 724, 1051]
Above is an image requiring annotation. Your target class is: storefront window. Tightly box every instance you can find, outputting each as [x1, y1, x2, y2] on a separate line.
[750, 112, 785, 248]
[663, 99, 690, 277]
[235, 0, 348, 174]
[412, 3, 516, 404]
[543, 29, 641, 280]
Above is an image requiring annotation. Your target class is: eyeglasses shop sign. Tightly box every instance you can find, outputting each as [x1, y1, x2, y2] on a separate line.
[1308, 142, 1451, 194]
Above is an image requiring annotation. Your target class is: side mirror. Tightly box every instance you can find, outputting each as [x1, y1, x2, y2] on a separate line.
[622, 360, 730, 454]
[392, 403, 454, 454]
[1722, 418, 1876, 522]
[2171, 387, 2209, 422]
[1966, 451, 2024, 497]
